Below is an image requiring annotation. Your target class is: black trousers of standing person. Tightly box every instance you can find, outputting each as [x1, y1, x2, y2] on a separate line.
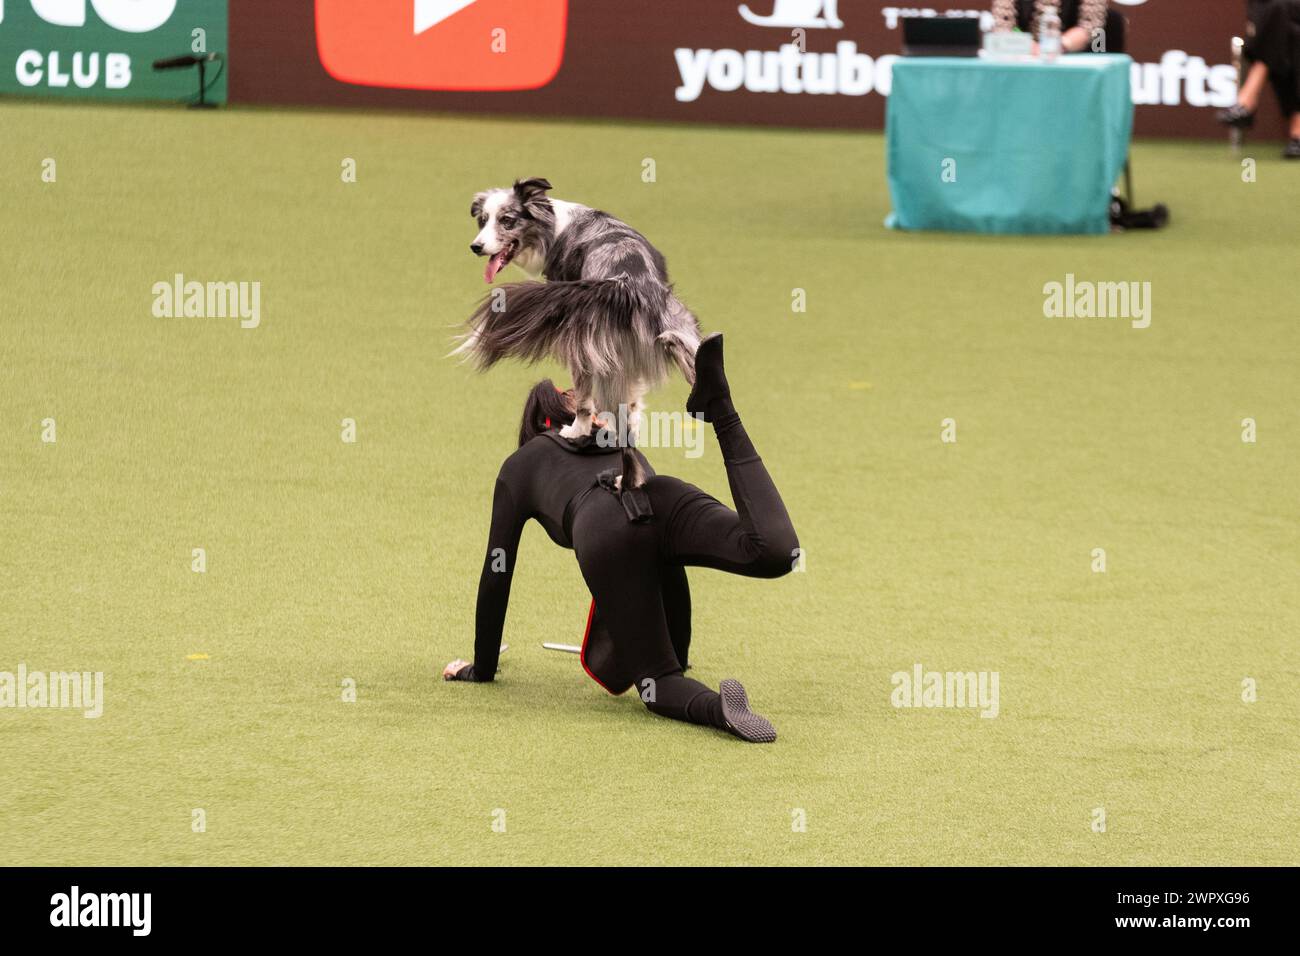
[1247, 0, 1300, 115]
[572, 408, 799, 731]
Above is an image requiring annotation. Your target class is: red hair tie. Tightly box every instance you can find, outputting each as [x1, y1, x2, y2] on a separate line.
[544, 417, 551, 428]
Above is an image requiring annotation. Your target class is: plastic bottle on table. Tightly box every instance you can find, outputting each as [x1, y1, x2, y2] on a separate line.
[1039, 5, 1062, 62]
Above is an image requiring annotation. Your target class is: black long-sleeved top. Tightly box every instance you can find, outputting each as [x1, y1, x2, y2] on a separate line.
[993, 0, 1108, 35]
[463, 430, 652, 682]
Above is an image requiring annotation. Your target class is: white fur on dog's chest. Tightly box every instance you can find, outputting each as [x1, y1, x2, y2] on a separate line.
[514, 247, 546, 278]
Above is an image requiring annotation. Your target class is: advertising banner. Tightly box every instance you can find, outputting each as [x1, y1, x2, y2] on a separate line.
[225, 1, 1278, 140]
[0, 0, 228, 104]
[4, 2, 1276, 140]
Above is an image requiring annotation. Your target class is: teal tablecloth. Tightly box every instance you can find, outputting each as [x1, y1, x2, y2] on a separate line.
[886, 54, 1133, 235]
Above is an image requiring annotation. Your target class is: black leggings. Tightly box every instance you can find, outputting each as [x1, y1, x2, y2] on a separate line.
[1247, 0, 1300, 116]
[572, 410, 799, 730]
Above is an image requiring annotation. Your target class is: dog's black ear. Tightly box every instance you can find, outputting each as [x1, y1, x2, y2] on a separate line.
[514, 177, 553, 199]
[514, 178, 553, 220]
[470, 191, 488, 219]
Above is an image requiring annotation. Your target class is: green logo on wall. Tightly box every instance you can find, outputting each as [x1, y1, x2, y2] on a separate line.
[0, 0, 228, 103]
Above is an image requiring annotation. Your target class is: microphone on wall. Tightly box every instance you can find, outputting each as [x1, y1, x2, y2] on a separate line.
[150, 51, 224, 108]
[152, 53, 218, 71]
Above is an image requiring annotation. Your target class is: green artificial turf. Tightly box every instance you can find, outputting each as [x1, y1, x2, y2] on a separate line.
[1, 100, 1296, 866]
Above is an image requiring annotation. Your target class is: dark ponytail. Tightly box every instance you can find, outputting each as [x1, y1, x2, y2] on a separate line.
[519, 379, 575, 446]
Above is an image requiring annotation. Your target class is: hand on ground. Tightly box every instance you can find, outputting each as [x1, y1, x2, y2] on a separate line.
[443, 659, 472, 680]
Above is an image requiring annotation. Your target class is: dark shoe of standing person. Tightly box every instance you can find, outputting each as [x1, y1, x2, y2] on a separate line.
[1215, 104, 1256, 129]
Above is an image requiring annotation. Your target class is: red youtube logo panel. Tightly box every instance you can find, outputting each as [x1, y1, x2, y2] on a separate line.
[315, 0, 568, 91]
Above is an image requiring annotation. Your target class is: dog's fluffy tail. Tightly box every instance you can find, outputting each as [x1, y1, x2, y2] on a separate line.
[451, 277, 636, 377]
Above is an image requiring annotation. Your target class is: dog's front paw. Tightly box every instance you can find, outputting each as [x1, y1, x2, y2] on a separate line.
[558, 422, 584, 440]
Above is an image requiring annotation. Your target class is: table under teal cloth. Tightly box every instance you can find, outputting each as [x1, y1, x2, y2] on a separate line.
[886, 54, 1134, 235]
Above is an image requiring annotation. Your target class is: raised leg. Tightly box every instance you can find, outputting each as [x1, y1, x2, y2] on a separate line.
[655, 335, 800, 577]
[626, 383, 646, 445]
[559, 373, 595, 440]
[619, 382, 650, 490]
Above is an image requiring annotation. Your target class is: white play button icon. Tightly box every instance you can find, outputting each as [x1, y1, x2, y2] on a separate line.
[414, 0, 479, 35]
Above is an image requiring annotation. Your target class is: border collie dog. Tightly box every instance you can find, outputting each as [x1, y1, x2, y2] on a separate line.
[454, 178, 702, 489]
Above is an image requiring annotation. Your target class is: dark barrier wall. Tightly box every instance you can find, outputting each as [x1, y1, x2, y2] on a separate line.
[228, 1, 1288, 141]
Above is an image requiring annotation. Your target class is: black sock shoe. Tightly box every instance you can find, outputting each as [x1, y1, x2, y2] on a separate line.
[685, 333, 734, 423]
[719, 679, 777, 743]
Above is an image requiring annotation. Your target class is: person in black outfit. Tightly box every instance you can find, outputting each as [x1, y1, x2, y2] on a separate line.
[1218, 0, 1300, 157]
[443, 334, 798, 742]
[992, 0, 1110, 55]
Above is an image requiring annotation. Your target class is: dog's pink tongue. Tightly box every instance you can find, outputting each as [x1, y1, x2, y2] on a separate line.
[484, 252, 507, 284]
